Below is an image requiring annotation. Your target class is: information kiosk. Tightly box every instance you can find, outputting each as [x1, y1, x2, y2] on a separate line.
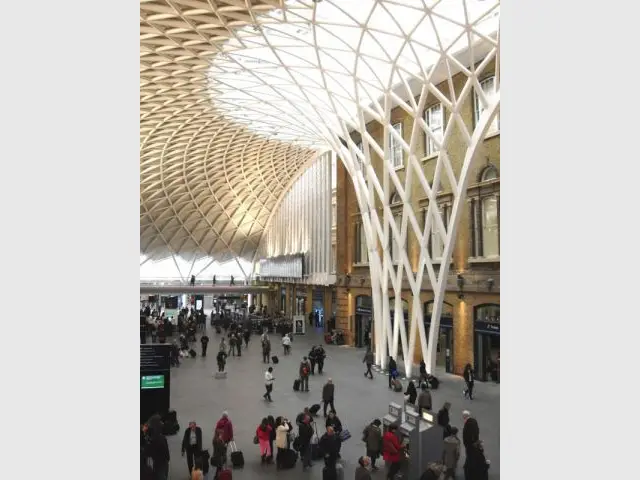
[140, 344, 171, 423]
[398, 407, 421, 479]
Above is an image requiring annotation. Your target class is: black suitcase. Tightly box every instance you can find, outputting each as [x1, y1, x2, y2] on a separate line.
[189, 349, 197, 358]
[280, 448, 298, 469]
[229, 442, 244, 468]
[199, 450, 210, 474]
[309, 403, 321, 416]
[293, 379, 301, 391]
[271, 355, 279, 364]
[311, 441, 322, 460]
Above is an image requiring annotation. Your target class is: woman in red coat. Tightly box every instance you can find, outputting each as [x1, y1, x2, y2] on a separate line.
[382, 424, 404, 480]
[215, 411, 234, 444]
[256, 417, 273, 463]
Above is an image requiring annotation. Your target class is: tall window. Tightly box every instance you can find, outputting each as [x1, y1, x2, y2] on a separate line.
[482, 197, 499, 258]
[354, 222, 368, 264]
[426, 204, 450, 260]
[331, 245, 336, 273]
[391, 214, 402, 263]
[470, 166, 500, 259]
[389, 122, 403, 168]
[474, 76, 499, 133]
[424, 104, 443, 156]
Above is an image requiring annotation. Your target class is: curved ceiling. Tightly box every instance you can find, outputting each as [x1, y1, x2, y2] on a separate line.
[140, 0, 499, 265]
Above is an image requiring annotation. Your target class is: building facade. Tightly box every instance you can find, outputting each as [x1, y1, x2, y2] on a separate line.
[334, 58, 500, 380]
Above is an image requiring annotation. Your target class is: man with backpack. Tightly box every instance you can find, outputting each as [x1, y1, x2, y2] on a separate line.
[299, 357, 311, 392]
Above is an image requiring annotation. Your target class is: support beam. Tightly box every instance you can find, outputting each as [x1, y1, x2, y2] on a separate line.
[140, 285, 271, 295]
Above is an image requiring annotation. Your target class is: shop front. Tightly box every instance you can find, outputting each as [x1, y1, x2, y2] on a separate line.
[424, 300, 454, 373]
[473, 304, 500, 382]
[354, 295, 373, 348]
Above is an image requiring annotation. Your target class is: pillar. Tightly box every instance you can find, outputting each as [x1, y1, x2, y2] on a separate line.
[453, 298, 473, 375]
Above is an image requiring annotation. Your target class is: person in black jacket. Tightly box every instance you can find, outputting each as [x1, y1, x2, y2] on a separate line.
[404, 380, 418, 404]
[308, 346, 318, 374]
[463, 363, 475, 400]
[318, 426, 341, 470]
[315, 345, 327, 374]
[462, 410, 480, 451]
[200, 334, 209, 357]
[298, 415, 314, 471]
[325, 411, 343, 457]
[145, 415, 170, 480]
[437, 402, 452, 438]
[363, 349, 374, 379]
[464, 440, 490, 480]
[182, 421, 203, 475]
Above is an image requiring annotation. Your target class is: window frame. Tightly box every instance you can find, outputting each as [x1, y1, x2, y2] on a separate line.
[474, 75, 500, 135]
[389, 122, 404, 168]
[424, 103, 444, 157]
[425, 203, 451, 262]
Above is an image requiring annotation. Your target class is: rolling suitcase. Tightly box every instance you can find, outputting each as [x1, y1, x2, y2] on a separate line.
[280, 448, 298, 469]
[229, 441, 244, 469]
[214, 371, 227, 379]
[293, 379, 301, 391]
[218, 468, 232, 480]
[309, 403, 321, 416]
[271, 355, 279, 364]
[189, 349, 197, 358]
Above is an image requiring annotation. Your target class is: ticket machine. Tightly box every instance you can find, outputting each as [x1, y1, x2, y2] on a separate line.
[398, 407, 421, 479]
[382, 401, 403, 436]
[417, 409, 445, 466]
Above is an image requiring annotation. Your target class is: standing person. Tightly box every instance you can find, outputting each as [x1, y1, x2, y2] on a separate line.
[263, 366, 274, 402]
[215, 412, 234, 445]
[387, 356, 398, 389]
[316, 345, 326, 374]
[275, 417, 290, 469]
[362, 419, 383, 471]
[200, 334, 209, 357]
[145, 415, 170, 480]
[190, 275, 196, 286]
[363, 348, 374, 379]
[298, 415, 314, 471]
[235, 331, 242, 356]
[308, 346, 318, 374]
[419, 360, 429, 384]
[282, 333, 291, 355]
[216, 348, 227, 373]
[325, 411, 344, 458]
[322, 378, 336, 417]
[442, 426, 461, 480]
[262, 337, 271, 364]
[256, 418, 273, 464]
[355, 456, 373, 480]
[318, 426, 340, 471]
[299, 357, 311, 392]
[181, 421, 203, 476]
[464, 440, 490, 480]
[211, 429, 227, 480]
[462, 410, 480, 452]
[417, 383, 433, 416]
[404, 380, 418, 404]
[437, 402, 453, 438]
[382, 423, 404, 480]
[229, 333, 237, 357]
[463, 363, 475, 400]
[267, 415, 276, 464]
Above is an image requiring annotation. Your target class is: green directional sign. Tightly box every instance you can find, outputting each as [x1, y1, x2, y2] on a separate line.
[141, 375, 165, 390]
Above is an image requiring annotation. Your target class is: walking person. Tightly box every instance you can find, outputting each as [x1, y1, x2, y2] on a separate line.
[387, 356, 398, 389]
[437, 402, 453, 438]
[244, 328, 251, 349]
[463, 363, 475, 400]
[282, 333, 291, 355]
[263, 366, 274, 402]
[181, 421, 203, 476]
[200, 334, 209, 357]
[308, 346, 318, 374]
[362, 419, 383, 471]
[363, 348, 374, 379]
[216, 349, 227, 373]
[299, 356, 311, 392]
[229, 334, 237, 357]
[322, 378, 336, 416]
[211, 429, 227, 480]
[235, 331, 242, 356]
[262, 337, 271, 364]
[316, 345, 326, 374]
[462, 410, 480, 452]
[215, 412, 234, 445]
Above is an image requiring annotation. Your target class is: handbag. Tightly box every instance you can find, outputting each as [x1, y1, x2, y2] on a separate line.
[338, 429, 351, 442]
[253, 435, 259, 445]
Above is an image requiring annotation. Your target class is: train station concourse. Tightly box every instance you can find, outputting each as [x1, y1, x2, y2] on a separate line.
[141, 1, 500, 479]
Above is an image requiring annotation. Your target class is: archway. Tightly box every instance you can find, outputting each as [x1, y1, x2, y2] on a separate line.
[473, 303, 500, 382]
[424, 300, 454, 373]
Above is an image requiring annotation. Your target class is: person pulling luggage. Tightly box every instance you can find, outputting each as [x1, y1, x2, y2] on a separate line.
[181, 421, 203, 476]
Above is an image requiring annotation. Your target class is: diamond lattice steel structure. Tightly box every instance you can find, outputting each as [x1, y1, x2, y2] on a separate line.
[140, 0, 500, 372]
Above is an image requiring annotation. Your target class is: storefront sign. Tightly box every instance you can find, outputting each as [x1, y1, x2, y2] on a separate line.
[356, 307, 372, 315]
[475, 321, 500, 334]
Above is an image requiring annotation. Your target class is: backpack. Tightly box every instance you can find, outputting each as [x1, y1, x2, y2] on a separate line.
[301, 364, 309, 376]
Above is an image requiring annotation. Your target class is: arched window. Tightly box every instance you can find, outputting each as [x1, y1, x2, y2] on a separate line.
[474, 304, 500, 323]
[480, 165, 499, 182]
[424, 300, 453, 319]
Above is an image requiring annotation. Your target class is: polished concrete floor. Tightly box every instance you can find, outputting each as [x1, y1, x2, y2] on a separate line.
[164, 325, 500, 479]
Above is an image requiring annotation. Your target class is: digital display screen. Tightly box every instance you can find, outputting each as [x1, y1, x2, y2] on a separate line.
[141, 375, 165, 390]
[421, 411, 434, 423]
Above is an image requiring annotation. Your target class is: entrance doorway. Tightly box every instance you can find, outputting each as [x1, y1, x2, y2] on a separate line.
[473, 304, 500, 382]
[424, 300, 454, 373]
[355, 295, 373, 348]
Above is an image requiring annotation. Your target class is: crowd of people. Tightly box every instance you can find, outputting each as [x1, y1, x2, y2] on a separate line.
[140, 304, 493, 480]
